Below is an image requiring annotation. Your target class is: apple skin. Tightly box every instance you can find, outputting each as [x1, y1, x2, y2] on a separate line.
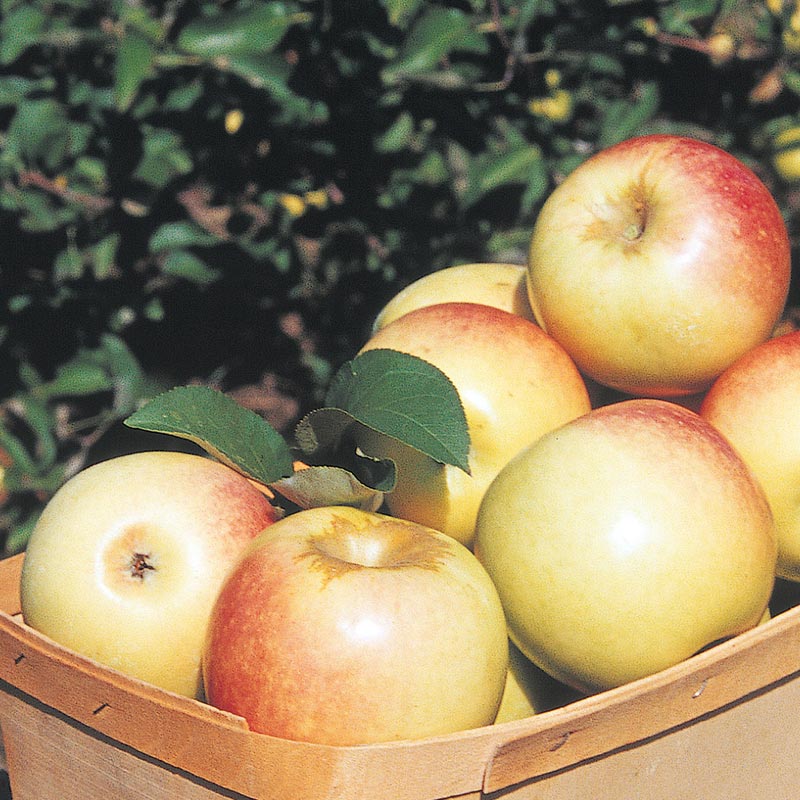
[20, 451, 279, 698]
[700, 330, 800, 581]
[474, 399, 777, 694]
[357, 302, 591, 547]
[527, 134, 790, 397]
[202, 505, 509, 745]
[494, 641, 585, 724]
[372, 262, 535, 331]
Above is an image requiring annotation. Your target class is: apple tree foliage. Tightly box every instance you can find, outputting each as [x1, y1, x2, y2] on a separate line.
[2, 0, 800, 553]
[124, 351, 470, 512]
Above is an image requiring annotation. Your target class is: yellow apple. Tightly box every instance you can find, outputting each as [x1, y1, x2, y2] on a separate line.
[202, 506, 509, 745]
[700, 330, 800, 580]
[527, 134, 790, 397]
[356, 302, 591, 547]
[475, 399, 777, 694]
[20, 451, 279, 697]
[372, 262, 535, 331]
[494, 641, 585, 724]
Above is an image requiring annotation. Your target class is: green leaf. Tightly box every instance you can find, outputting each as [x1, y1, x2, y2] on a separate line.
[222, 51, 291, 91]
[375, 111, 415, 153]
[520, 158, 550, 214]
[177, 4, 308, 57]
[268, 464, 391, 511]
[290, 408, 398, 505]
[161, 80, 204, 112]
[321, 349, 470, 472]
[6, 99, 70, 170]
[0, 75, 56, 107]
[414, 150, 448, 185]
[659, 0, 717, 36]
[599, 81, 660, 148]
[143, 297, 165, 322]
[53, 246, 84, 282]
[4, 510, 41, 556]
[132, 126, 193, 187]
[380, 0, 425, 27]
[0, 5, 46, 65]
[460, 144, 545, 209]
[13, 396, 58, 468]
[124, 386, 295, 484]
[586, 53, 625, 78]
[784, 71, 800, 97]
[38, 362, 114, 397]
[149, 221, 220, 251]
[96, 333, 145, 415]
[161, 250, 221, 286]
[382, 7, 473, 82]
[0, 425, 38, 475]
[72, 155, 107, 189]
[115, 30, 156, 112]
[90, 233, 120, 279]
[220, 53, 325, 123]
[117, 2, 165, 44]
[515, 0, 556, 26]
[15, 190, 76, 232]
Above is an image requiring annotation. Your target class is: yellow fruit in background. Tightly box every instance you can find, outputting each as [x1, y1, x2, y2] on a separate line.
[701, 330, 800, 580]
[527, 89, 573, 123]
[358, 302, 591, 547]
[772, 127, 800, 182]
[372, 262, 535, 332]
[224, 109, 244, 134]
[494, 641, 585, 724]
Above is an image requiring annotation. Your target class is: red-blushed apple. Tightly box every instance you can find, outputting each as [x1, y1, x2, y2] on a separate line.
[527, 134, 790, 397]
[202, 505, 509, 745]
[20, 451, 279, 698]
[475, 399, 777, 694]
[372, 262, 535, 331]
[356, 302, 591, 547]
[700, 330, 800, 580]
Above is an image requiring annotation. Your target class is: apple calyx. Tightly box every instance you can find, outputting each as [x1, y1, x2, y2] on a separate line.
[129, 552, 156, 580]
[622, 221, 644, 242]
[302, 517, 450, 580]
[590, 181, 649, 246]
[622, 188, 648, 243]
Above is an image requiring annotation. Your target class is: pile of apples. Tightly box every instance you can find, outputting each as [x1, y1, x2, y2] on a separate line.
[18, 134, 800, 747]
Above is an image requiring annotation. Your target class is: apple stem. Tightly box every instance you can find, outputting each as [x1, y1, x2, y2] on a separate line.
[130, 552, 156, 580]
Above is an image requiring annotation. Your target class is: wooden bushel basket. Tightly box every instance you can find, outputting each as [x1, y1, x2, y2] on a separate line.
[0, 551, 799, 800]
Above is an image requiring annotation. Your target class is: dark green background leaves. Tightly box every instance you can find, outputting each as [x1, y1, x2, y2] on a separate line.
[3, 0, 800, 552]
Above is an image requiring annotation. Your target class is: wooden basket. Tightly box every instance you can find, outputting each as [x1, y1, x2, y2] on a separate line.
[0, 551, 799, 800]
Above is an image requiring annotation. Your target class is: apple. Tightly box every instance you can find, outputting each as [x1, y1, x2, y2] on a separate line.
[202, 505, 509, 745]
[527, 134, 790, 397]
[700, 330, 800, 581]
[474, 399, 777, 694]
[20, 451, 279, 698]
[356, 302, 591, 547]
[372, 262, 535, 331]
[494, 641, 585, 724]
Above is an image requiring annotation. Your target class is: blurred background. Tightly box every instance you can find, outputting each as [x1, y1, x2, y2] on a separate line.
[2, 0, 800, 555]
